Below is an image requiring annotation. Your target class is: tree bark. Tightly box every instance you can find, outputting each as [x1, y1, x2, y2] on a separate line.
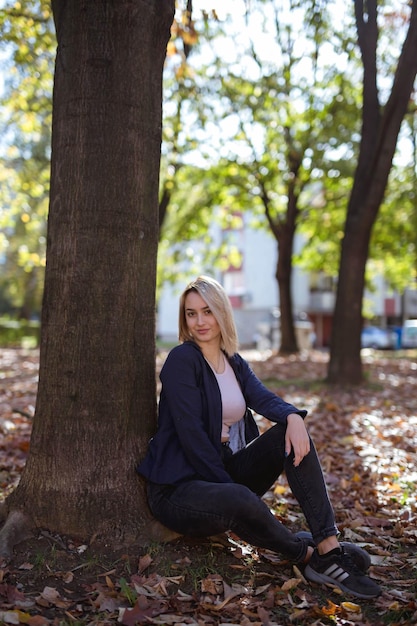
[5, 0, 175, 545]
[261, 138, 301, 354]
[276, 220, 298, 355]
[327, 0, 417, 384]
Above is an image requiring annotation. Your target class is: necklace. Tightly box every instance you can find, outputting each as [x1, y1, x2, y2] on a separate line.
[205, 352, 225, 374]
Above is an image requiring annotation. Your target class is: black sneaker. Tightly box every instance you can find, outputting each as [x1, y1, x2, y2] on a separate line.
[295, 530, 371, 572]
[304, 547, 381, 599]
[295, 531, 371, 572]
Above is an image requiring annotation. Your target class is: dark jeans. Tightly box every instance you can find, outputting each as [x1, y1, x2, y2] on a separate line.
[147, 422, 338, 562]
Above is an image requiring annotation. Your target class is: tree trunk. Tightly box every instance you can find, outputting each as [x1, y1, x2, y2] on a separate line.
[5, 0, 175, 545]
[328, 0, 417, 384]
[276, 230, 297, 354]
[327, 215, 368, 384]
[262, 147, 301, 354]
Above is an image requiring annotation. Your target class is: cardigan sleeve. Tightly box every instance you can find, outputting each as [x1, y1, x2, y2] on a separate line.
[232, 354, 307, 423]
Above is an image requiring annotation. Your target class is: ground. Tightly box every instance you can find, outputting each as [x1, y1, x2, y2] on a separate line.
[0, 347, 416, 625]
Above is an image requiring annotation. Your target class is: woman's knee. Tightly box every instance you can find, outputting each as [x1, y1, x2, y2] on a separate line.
[227, 484, 268, 518]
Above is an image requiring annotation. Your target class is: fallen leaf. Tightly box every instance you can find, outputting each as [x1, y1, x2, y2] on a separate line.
[138, 553, 153, 574]
[27, 615, 50, 626]
[18, 563, 34, 571]
[341, 600, 362, 613]
[201, 574, 223, 595]
[320, 599, 340, 616]
[281, 578, 301, 591]
[0, 611, 20, 624]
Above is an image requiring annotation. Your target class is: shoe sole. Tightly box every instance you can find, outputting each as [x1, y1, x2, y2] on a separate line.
[304, 563, 381, 599]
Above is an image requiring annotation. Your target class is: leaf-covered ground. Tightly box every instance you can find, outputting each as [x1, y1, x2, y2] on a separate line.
[0, 347, 416, 625]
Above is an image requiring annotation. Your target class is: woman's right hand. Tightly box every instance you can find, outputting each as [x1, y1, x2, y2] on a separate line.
[285, 413, 310, 467]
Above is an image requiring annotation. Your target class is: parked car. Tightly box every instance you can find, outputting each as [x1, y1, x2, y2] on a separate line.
[401, 319, 417, 348]
[361, 326, 397, 349]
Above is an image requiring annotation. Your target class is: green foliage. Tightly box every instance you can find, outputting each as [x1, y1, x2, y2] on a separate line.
[182, 0, 362, 295]
[0, 317, 40, 347]
[157, 163, 243, 296]
[0, 0, 55, 318]
[0, 0, 416, 320]
[370, 160, 417, 291]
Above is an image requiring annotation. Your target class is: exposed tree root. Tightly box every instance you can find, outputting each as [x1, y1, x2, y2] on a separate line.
[148, 518, 181, 543]
[0, 509, 33, 566]
[0, 502, 180, 564]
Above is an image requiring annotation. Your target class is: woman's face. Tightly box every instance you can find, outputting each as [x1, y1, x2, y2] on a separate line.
[184, 290, 222, 348]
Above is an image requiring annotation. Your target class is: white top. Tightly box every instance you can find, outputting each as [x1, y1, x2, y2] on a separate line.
[207, 355, 246, 442]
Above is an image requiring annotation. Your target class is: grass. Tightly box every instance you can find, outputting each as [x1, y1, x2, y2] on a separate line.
[118, 577, 138, 606]
[259, 377, 328, 392]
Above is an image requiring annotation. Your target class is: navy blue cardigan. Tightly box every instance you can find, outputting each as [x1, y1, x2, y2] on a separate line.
[136, 341, 307, 486]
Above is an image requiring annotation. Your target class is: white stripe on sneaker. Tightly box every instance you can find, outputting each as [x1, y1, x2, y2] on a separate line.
[324, 564, 350, 583]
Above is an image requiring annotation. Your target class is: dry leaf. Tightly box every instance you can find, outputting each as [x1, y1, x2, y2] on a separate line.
[138, 553, 153, 574]
[201, 574, 223, 595]
[281, 578, 301, 592]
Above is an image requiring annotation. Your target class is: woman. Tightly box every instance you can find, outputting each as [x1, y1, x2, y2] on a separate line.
[137, 276, 380, 599]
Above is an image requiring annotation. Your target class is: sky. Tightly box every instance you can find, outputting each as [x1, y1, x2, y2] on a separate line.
[192, 0, 247, 19]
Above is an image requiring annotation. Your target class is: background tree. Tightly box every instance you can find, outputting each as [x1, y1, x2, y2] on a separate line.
[328, 0, 417, 384]
[158, 164, 244, 293]
[196, 0, 360, 353]
[0, 0, 175, 560]
[0, 0, 54, 319]
[159, 0, 198, 230]
[1, 0, 416, 365]
[157, 4, 225, 293]
[0, 1, 237, 312]
[157, 7, 247, 295]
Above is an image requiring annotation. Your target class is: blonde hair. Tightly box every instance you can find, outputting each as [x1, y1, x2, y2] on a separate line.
[178, 275, 239, 356]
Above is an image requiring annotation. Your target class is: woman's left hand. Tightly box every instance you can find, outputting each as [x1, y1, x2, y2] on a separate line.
[285, 413, 310, 466]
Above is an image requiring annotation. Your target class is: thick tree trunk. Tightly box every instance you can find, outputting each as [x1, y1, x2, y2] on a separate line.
[328, 0, 417, 384]
[327, 214, 369, 384]
[5, 0, 175, 546]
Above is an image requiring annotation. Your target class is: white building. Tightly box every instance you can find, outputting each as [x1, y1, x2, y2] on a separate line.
[157, 213, 415, 349]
